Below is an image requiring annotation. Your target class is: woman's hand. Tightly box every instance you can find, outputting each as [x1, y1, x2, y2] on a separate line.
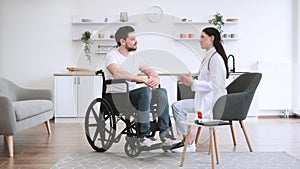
[179, 72, 193, 86]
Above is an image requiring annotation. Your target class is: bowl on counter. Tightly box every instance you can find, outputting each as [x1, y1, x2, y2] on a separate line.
[81, 18, 93, 22]
[226, 18, 239, 22]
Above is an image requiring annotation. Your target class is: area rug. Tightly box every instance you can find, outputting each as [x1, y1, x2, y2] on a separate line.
[51, 151, 300, 169]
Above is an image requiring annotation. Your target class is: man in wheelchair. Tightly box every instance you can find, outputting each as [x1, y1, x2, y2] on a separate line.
[104, 26, 181, 148]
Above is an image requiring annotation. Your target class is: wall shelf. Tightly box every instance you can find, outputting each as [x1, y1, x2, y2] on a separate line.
[72, 15, 137, 40]
[72, 38, 116, 41]
[223, 37, 239, 41]
[174, 21, 208, 24]
[72, 22, 136, 25]
[173, 17, 239, 42]
[92, 38, 115, 41]
[174, 21, 239, 25]
[95, 52, 108, 54]
[174, 38, 199, 41]
[224, 21, 239, 24]
[174, 37, 239, 41]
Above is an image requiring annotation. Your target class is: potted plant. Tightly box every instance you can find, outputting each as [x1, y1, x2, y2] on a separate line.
[208, 12, 225, 35]
[81, 31, 93, 63]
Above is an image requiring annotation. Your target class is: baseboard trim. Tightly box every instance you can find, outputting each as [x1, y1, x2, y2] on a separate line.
[258, 114, 299, 119]
[291, 108, 300, 116]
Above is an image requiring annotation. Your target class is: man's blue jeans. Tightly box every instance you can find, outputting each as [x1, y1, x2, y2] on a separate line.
[129, 87, 170, 138]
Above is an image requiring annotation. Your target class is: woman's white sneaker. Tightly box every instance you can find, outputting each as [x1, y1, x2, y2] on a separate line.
[171, 141, 196, 153]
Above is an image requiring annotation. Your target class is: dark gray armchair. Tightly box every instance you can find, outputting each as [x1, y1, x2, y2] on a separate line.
[194, 73, 262, 152]
[0, 78, 54, 157]
[177, 81, 195, 101]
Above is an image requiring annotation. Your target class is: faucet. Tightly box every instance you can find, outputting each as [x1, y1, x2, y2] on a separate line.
[227, 54, 235, 72]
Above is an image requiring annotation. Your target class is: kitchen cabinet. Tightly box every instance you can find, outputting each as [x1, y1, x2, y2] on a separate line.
[54, 75, 101, 122]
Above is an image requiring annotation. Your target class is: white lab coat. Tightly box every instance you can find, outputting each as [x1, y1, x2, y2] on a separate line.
[191, 47, 227, 119]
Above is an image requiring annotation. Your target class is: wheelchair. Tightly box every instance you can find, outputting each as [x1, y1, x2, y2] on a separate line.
[84, 70, 177, 157]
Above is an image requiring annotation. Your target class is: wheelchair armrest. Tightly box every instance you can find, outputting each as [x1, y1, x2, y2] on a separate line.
[105, 79, 127, 85]
[104, 79, 129, 93]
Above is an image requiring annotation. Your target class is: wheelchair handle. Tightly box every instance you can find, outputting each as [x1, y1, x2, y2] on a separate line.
[96, 69, 130, 95]
[95, 69, 105, 76]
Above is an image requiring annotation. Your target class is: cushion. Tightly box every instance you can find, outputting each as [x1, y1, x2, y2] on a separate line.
[13, 100, 53, 121]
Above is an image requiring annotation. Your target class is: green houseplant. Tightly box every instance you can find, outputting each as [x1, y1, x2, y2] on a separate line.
[208, 12, 225, 35]
[81, 31, 93, 63]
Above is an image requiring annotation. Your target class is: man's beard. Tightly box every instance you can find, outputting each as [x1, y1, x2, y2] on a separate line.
[125, 44, 137, 52]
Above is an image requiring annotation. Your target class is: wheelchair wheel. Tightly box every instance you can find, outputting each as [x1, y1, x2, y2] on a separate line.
[85, 98, 116, 152]
[124, 136, 141, 157]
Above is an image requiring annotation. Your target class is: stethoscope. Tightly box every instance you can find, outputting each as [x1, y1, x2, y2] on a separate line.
[198, 51, 217, 74]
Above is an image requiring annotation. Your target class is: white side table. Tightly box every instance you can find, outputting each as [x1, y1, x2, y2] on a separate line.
[180, 120, 230, 169]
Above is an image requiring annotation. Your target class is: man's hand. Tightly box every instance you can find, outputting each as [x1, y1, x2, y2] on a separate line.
[146, 76, 160, 89]
[135, 76, 148, 84]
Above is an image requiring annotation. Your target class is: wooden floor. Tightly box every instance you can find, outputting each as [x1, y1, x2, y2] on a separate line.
[1, 117, 300, 168]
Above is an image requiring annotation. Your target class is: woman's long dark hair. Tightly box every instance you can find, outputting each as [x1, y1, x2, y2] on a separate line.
[202, 27, 229, 79]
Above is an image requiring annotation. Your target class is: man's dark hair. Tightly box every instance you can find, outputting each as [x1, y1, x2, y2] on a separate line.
[115, 26, 135, 46]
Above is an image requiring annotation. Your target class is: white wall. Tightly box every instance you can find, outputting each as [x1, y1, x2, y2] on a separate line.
[0, 0, 294, 106]
[292, 0, 300, 115]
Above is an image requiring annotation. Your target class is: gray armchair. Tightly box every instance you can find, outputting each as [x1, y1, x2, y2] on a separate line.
[0, 78, 54, 157]
[177, 81, 195, 101]
[195, 73, 262, 152]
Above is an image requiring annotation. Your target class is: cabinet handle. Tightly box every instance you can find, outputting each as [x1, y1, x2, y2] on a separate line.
[74, 77, 77, 84]
[77, 77, 80, 84]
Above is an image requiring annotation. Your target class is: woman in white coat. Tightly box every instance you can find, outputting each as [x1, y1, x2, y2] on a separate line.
[172, 27, 229, 152]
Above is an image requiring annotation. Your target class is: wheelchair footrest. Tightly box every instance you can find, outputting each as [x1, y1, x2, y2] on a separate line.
[140, 143, 162, 151]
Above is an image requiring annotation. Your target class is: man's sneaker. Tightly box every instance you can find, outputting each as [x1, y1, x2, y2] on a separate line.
[171, 141, 184, 149]
[171, 141, 196, 153]
[162, 137, 182, 147]
[139, 137, 161, 147]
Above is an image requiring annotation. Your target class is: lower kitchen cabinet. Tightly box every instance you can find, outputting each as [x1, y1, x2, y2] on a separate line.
[54, 75, 101, 122]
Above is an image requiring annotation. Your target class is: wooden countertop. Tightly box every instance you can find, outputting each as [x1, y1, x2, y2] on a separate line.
[53, 71, 96, 76]
[53, 72, 196, 76]
[53, 71, 247, 76]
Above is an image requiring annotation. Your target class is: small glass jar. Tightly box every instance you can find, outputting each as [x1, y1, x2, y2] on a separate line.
[120, 12, 128, 22]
